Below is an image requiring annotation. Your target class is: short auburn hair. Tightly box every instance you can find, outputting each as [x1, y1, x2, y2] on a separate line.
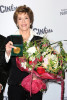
[13, 5, 34, 28]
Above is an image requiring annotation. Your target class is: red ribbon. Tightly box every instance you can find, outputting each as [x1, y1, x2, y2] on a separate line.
[16, 57, 64, 99]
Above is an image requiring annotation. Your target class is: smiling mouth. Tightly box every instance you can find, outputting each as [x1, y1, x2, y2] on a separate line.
[22, 24, 27, 27]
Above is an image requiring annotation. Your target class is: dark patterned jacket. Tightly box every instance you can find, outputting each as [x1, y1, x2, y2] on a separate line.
[5, 35, 43, 86]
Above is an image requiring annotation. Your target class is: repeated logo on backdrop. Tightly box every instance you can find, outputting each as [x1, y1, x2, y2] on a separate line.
[33, 27, 53, 35]
[60, 9, 67, 15]
[0, 4, 17, 13]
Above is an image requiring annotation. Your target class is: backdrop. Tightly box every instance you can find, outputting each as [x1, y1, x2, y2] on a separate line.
[0, 0, 67, 100]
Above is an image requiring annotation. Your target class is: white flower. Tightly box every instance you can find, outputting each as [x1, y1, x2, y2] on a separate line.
[29, 56, 35, 61]
[42, 58, 48, 68]
[28, 68, 32, 71]
[27, 46, 37, 56]
[21, 62, 26, 69]
[50, 54, 57, 60]
[43, 58, 48, 65]
[45, 54, 58, 68]
[42, 52, 46, 56]
[46, 54, 51, 59]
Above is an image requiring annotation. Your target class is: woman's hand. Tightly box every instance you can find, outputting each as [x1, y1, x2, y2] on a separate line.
[5, 41, 16, 56]
[0, 84, 2, 93]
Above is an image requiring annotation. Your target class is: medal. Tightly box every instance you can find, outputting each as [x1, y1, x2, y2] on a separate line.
[13, 47, 21, 54]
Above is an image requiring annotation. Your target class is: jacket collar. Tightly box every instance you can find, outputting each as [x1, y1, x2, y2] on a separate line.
[15, 29, 36, 43]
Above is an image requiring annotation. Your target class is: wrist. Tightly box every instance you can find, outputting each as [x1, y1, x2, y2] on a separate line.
[0, 84, 3, 90]
[6, 51, 11, 57]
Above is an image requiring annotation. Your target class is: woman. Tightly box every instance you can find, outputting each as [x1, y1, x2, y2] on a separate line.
[5, 5, 43, 100]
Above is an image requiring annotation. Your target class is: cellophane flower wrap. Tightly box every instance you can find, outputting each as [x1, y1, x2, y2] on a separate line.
[16, 37, 67, 95]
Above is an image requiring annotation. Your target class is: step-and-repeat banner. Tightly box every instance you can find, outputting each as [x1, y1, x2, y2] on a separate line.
[0, 0, 67, 100]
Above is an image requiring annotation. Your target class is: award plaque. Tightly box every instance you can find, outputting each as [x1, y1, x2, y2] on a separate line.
[11, 35, 23, 56]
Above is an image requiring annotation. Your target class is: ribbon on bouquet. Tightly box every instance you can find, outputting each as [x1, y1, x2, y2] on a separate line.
[16, 57, 64, 100]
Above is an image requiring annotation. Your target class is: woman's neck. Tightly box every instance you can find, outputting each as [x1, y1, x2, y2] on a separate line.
[19, 29, 30, 42]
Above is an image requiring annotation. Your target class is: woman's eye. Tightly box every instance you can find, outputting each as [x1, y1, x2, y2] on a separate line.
[18, 18, 22, 20]
[25, 17, 28, 19]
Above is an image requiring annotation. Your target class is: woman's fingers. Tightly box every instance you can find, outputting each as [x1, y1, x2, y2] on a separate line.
[5, 41, 16, 56]
[6, 41, 16, 49]
[10, 45, 16, 49]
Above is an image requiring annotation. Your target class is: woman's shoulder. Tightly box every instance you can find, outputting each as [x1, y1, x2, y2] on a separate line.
[31, 35, 43, 44]
[30, 29, 43, 40]
[32, 35, 43, 40]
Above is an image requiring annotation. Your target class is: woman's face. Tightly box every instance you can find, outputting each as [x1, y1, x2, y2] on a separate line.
[17, 13, 31, 32]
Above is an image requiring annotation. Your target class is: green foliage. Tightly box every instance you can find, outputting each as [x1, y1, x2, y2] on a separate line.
[23, 38, 67, 76]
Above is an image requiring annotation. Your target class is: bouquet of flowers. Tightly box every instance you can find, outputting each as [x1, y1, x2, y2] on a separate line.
[16, 37, 67, 96]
